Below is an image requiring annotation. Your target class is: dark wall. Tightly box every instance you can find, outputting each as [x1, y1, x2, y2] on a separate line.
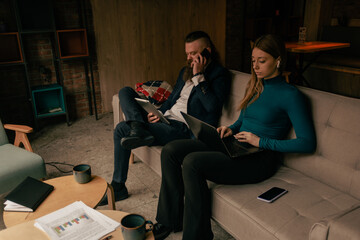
[0, 0, 101, 126]
[226, 0, 305, 73]
[90, 0, 226, 112]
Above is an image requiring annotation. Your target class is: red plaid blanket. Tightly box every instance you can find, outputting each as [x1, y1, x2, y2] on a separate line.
[135, 80, 173, 106]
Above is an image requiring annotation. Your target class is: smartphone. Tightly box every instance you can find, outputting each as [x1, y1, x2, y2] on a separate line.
[200, 48, 211, 59]
[257, 187, 288, 203]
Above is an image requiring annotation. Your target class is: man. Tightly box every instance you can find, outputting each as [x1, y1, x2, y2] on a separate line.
[100, 31, 230, 205]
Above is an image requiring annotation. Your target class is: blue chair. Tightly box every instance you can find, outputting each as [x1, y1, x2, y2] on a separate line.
[0, 119, 46, 194]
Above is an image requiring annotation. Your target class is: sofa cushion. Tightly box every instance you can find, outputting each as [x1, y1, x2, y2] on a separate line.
[284, 87, 360, 200]
[211, 167, 359, 240]
[0, 144, 46, 194]
[309, 204, 360, 240]
[0, 119, 9, 146]
[219, 70, 247, 127]
[135, 80, 173, 105]
[133, 146, 162, 176]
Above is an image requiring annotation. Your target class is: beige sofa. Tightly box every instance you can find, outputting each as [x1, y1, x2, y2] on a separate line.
[112, 70, 360, 240]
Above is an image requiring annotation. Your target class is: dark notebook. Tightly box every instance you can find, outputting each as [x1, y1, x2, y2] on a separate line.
[4, 176, 54, 212]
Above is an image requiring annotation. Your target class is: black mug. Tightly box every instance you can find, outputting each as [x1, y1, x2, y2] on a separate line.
[73, 164, 91, 184]
[121, 214, 153, 240]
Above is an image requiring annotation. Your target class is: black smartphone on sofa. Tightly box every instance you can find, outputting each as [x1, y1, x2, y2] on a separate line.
[257, 187, 288, 203]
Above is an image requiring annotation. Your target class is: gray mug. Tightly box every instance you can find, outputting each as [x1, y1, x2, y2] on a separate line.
[73, 164, 91, 184]
[121, 214, 153, 240]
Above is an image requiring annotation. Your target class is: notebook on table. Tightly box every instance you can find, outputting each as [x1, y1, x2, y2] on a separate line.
[4, 176, 54, 212]
[181, 112, 263, 158]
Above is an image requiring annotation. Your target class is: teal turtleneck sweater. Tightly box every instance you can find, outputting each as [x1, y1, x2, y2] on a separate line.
[229, 75, 316, 153]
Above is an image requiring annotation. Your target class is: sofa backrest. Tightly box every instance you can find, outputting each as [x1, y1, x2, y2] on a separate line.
[219, 70, 247, 127]
[221, 70, 360, 200]
[285, 87, 360, 200]
[0, 119, 9, 146]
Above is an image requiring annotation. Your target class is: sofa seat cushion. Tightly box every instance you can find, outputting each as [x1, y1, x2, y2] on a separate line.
[211, 166, 360, 240]
[133, 146, 163, 176]
[0, 144, 46, 194]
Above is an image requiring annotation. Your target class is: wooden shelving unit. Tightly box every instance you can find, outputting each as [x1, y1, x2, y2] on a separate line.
[0, 32, 23, 64]
[57, 29, 89, 58]
[0, 0, 97, 127]
[31, 84, 66, 118]
[16, 0, 54, 32]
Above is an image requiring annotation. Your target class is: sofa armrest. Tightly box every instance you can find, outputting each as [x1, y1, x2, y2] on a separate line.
[4, 124, 33, 133]
[309, 204, 360, 240]
[112, 94, 124, 129]
[3, 124, 33, 152]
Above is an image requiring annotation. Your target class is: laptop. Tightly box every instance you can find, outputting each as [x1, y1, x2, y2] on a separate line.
[181, 112, 263, 158]
[135, 98, 170, 124]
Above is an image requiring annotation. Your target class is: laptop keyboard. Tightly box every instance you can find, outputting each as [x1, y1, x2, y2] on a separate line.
[222, 137, 249, 154]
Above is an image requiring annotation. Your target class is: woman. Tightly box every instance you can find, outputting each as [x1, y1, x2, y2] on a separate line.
[153, 34, 317, 240]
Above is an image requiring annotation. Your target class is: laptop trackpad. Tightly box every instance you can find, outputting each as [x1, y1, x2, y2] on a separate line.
[223, 137, 262, 158]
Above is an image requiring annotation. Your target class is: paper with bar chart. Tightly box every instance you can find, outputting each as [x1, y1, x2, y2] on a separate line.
[34, 201, 119, 240]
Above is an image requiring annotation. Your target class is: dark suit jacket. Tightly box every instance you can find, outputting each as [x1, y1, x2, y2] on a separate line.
[159, 61, 231, 127]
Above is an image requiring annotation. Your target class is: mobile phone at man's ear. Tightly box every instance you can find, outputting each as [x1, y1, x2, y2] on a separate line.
[201, 48, 211, 59]
[257, 187, 288, 203]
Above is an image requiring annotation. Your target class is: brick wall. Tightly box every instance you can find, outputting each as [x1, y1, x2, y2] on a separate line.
[0, 0, 101, 127]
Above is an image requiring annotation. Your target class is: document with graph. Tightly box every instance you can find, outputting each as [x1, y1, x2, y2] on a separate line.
[34, 201, 119, 240]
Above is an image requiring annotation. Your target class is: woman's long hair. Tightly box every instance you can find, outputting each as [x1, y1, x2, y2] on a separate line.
[238, 34, 286, 110]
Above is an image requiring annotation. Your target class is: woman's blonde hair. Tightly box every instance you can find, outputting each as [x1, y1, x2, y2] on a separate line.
[239, 34, 286, 110]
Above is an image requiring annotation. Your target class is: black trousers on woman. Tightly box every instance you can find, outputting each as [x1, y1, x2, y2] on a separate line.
[155, 139, 281, 240]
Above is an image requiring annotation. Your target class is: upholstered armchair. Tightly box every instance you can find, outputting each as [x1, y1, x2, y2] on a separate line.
[0, 119, 46, 194]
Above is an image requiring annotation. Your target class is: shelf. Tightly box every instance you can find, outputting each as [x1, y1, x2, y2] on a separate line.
[0, 32, 23, 64]
[17, 0, 54, 32]
[31, 84, 66, 118]
[57, 29, 89, 59]
[0, 0, 91, 126]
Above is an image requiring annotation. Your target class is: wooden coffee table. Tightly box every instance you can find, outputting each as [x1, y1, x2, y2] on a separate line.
[3, 175, 115, 228]
[0, 210, 154, 240]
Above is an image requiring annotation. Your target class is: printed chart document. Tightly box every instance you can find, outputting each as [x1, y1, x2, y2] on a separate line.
[34, 201, 119, 240]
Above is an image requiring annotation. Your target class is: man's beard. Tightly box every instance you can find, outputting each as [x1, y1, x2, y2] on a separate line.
[183, 59, 193, 81]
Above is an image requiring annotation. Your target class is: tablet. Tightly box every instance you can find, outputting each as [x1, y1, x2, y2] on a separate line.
[135, 98, 170, 124]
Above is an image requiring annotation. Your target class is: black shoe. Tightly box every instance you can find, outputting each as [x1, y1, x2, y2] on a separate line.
[121, 121, 154, 150]
[153, 223, 172, 240]
[98, 182, 129, 206]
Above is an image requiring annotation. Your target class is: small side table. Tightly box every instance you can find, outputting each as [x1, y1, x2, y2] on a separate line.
[0, 210, 154, 240]
[3, 175, 115, 228]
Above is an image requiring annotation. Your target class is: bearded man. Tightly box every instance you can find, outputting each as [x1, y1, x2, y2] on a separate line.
[100, 31, 231, 205]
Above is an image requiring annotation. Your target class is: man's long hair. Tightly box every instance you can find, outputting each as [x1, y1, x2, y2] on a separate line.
[238, 34, 286, 110]
[183, 31, 220, 81]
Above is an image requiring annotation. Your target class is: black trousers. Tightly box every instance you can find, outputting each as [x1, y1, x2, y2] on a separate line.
[156, 139, 281, 240]
[112, 87, 191, 183]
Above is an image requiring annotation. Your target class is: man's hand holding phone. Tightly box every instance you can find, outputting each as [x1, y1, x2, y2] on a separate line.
[192, 48, 210, 75]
